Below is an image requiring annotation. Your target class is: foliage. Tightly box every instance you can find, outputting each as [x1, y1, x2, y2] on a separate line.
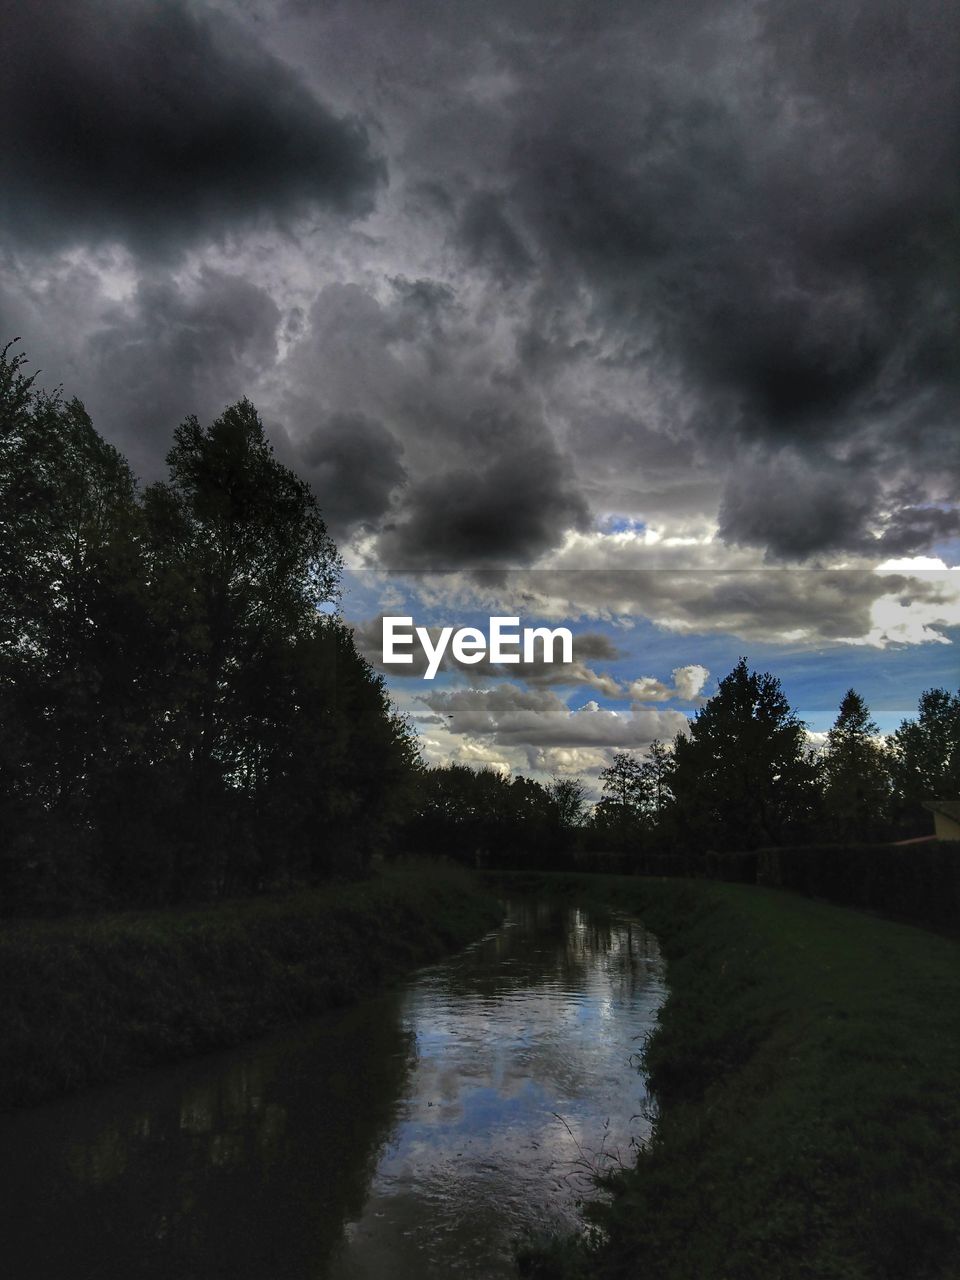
[669, 658, 818, 851]
[585, 682, 958, 861]
[0, 343, 417, 912]
[5, 335, 960, 906]
[598, 751, 646, 814]
[819, 689, 892, 841]
[592, 745, 676, 851]
[547, 775, 587, 829]
[400, 763, 580, 868]
[640, 738, 674, 818]
[889, 687, 960, 832]
[1, 344, 146, 908]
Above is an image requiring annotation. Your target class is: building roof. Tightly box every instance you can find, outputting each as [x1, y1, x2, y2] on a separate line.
[922, 800, 960, 822]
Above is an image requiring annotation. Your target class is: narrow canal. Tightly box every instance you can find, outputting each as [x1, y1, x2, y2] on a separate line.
[2, 900, 666, 1279]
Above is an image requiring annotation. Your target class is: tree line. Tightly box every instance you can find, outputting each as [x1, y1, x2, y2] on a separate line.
[1, 343, 417, 913]
[404, 660, 960, 867]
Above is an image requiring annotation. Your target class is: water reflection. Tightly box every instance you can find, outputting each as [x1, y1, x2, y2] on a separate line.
[3, 999, 417, 1279]
[0, 901, 665, 1280]
[329, 903, 664, 1279]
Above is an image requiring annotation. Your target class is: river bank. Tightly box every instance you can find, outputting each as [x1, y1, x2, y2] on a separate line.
[491, 872, 960, 1280]
[1, 893, 664, 1280]
[0, 861, 502, 1110]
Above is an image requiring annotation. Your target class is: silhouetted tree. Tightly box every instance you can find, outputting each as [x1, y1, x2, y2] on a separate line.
[670, 658, 817, 851]
[638, 738, 674, 820]
[889, 688, 960, 833]
[598, 751, 645, 814]
[137, 401, 342, 897]
[1, 343, 146, 907]
[402, 764, 563, 867]
[547, 776, 587, 830]
[1, 343, 419, 911]
[258, 620, 419, 883]
[591, 751, 652, 850]
[820, 690, 891, 841]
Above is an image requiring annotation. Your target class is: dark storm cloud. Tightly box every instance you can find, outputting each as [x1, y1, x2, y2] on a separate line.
[717, 454, 880, 560]
[721, 456, 960, 562]
[516, 114, 951, 423]
[874, 507, 960, 558]
[377, 437, 589, 568]
[274, 0, 955, 563]
[273, 281, 591, 568]
[276, 412, 406, 539]
[4, 0, 958, 576]
[87, 268, 281, 476]
[447, 0, 960, 558]
[457, 192, 534, 283]
[0, 0, 384, 256]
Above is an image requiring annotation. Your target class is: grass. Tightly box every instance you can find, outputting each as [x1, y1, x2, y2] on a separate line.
[490, 872, 960, 1280]
[0, 859, 503, 1110]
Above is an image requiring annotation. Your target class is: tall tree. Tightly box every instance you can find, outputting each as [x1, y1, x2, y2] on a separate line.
[547, 776, 587, 830]
[592, 750, 655, 849]
[889, 688, 960, 830]
[1, 345, 423, 911]
[820, 690, 891, 841]
[598, 751, 646, 816]
[670, 658, 817, 851]
[1, 343, 145, 907]
[638, 738, 674, 821]
[141, 401, 342, 895]
[256, 620, 420, 884]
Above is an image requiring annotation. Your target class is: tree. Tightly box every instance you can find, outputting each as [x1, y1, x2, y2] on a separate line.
[670, 658, 817, 851]
[140, 400, 343, 896]
[0, 342, 146, 907]
[598, 751, 645, 813]
[593, 751, 652, 848]
[638, 738, 674, 821]
[547, 776, 587, 829]
[401, 764, 563, 868]
[820, 690, 891, 841]
[1, 345, 420, 909]
[146, 400, 340, 760]
[255, 620, 420, 884]
[889, 688, 960, 831]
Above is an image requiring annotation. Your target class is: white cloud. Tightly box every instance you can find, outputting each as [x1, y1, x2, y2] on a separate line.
[628, 663, 709, 702]
[388, 550, 960, 649]
[418, 683, 689, 749]
[672, 663, 710, 700]
[526, 746, 612, 775]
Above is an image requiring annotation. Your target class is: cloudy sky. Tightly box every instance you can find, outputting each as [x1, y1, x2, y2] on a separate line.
[4, 0, 958, 787]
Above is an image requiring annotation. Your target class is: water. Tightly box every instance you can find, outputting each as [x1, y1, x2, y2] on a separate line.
[0, 900, 665, 1279]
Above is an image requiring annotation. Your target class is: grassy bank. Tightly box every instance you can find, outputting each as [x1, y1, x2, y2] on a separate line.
[0, 861, 502, 1110]
[490, 872, 960, 1280]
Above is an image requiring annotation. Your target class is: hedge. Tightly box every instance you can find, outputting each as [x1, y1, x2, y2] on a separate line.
[756, 840, 960, 931]
[703, 849, 759, 883]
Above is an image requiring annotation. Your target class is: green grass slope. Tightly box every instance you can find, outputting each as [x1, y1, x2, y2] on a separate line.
[499, 875, 960, 1280]
[0, 861, 502, 1110]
